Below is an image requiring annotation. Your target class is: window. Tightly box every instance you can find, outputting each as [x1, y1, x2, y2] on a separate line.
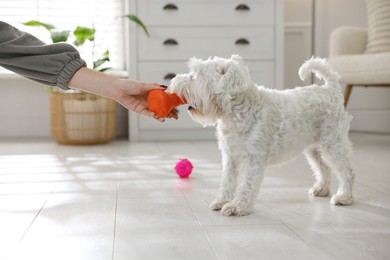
[0, 0, 125, 72]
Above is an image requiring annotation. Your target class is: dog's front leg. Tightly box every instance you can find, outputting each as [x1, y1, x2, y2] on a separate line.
[220, 157, 264, 216]
[210, 152, 238, 211]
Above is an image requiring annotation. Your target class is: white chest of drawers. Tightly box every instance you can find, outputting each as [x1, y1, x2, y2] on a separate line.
[126, 0, 284, 141]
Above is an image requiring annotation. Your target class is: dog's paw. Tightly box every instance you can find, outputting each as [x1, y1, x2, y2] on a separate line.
[330, 193, 353, 205]
[209, 200, 228, 211]
[220, 202, 250, 217]
[308, 185, 329, 197]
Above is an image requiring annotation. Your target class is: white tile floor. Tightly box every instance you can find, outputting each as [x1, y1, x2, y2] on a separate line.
[0, 133, 389, 260]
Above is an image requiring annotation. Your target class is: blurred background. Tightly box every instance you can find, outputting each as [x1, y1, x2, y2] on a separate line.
[0, 0, 389, 141]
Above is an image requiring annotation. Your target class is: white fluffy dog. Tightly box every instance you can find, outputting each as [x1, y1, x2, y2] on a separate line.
[169, 55, 355, 216]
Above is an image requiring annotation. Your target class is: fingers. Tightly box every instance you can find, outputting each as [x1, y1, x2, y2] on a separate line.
[151, 109, 179, 122]
[167, 109, 179, 119]
[133, 81, 178, 122]
[152, 113, 165, 122]
[141, 82, 168, 92]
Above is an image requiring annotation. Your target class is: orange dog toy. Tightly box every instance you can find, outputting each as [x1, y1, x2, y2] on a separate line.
[148, 89, 186, 118]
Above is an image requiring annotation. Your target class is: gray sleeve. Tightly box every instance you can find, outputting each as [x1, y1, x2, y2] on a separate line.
[0, 21, 87, 90]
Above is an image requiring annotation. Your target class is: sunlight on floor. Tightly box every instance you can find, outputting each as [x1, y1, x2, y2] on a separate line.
[0, 134, 389, 260]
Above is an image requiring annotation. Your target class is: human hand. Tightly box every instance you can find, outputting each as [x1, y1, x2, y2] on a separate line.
[68, 68, 178, 121]
[113, 79, 179, 121]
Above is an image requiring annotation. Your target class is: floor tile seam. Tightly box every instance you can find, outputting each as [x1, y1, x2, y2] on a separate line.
[116, 195, 183, 200]
[200, 222, 289, 228]
[6, 175, 61, 260]
[179, 188, 222, 260]
[111, 179, 119, 260]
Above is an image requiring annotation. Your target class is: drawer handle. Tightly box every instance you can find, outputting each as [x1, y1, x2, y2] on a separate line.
[235, 4, 250, 11]
[235, 38, 250, 45]
[163, 3, 178, 10]
[164, 73, 176, 80]
[163, 38, 179, 45]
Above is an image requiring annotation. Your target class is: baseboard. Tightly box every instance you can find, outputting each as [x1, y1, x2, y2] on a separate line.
[349, 109, 390, 133]
[138, 128, 216, 141]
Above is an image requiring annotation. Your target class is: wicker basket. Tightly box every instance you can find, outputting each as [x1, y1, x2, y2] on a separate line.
[50, 91, 116, 145]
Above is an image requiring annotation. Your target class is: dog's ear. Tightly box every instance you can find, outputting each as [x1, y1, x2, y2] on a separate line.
[188, 57, 203, 74]
[230, 54, 244, 65]
[216, 57, 250, 95]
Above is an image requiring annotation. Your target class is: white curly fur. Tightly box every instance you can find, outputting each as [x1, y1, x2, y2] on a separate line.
[169, 55, 355, 216]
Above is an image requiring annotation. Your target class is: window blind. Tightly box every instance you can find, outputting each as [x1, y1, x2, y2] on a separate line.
[0, 0, 125, 72]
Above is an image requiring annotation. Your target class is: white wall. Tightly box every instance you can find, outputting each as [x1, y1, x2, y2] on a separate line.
[0, 78, 50, 137]
[284, 0, 313, 88]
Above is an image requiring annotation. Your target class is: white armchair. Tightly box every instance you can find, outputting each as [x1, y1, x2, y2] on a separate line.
[328, 0, 390, 107]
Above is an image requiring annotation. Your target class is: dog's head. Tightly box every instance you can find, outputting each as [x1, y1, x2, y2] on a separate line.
[169, 54, 252, 126]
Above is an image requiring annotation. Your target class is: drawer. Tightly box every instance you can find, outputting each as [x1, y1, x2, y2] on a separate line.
[138, 61, 274, 87]
[138, 0, 274, 26]
[138, 60, 274, 130]
[138, 27, 274, 61]
[138, 62, 188, 86]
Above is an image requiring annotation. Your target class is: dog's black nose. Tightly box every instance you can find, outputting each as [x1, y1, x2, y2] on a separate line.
[188, 106, 193, 110]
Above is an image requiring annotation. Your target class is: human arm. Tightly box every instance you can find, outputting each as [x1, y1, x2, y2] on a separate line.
[68, 67, 178, 120]
[0, 21, 177, 120]
[0, 21, 86, 90]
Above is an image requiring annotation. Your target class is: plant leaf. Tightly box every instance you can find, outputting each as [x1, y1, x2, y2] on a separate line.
[50, 30, 70, 43]
[93, 57, 110, 70]
[97, 67, 112, 72]
[23, 20, 55, 31]
[102, 50, 110, 57]
[73, 26, 96, 46]
[123, 14, 149, 36]
[93, 50, 110, 70]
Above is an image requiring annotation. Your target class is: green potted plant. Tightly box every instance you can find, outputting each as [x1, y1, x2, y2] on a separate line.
[23, 16, 148, 145]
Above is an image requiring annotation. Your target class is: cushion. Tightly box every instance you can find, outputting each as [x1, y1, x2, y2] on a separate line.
[329, 26, 367, 56]
[328, 52, 390, 84]
[365, 0, 390, 53]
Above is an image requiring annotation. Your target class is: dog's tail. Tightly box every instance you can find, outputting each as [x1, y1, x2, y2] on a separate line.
[298, 57, 340, 89]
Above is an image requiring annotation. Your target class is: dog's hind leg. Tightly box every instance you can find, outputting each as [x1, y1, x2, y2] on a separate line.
[305, 147, 331, 197]
[320, 139, 354, 205]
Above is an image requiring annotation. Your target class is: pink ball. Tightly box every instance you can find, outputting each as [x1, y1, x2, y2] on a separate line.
[174, 159, 193, 178]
